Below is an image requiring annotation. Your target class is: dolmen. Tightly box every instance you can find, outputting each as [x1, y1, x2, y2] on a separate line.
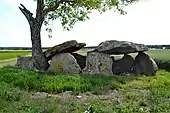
[17, 40, 86, 74]
[17, 40, 158, 76]
[83, 40, 158, 76]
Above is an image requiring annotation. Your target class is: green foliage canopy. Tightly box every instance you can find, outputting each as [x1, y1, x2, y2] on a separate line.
[35, 0, 138, 32]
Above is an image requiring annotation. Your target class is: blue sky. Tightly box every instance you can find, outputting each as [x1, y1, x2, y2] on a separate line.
[0, 0, 170, 47]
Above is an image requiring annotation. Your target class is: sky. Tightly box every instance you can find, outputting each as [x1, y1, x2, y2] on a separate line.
[0, 0, 170, 47]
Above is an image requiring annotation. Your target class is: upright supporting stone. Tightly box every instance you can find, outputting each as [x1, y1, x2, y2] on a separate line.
[71, 53, 86, 69]
[113, 54, 134, 74]
[16, 56, 33, 70]
[83, 52, 113, 76]
[133, 52, 158, 75]
[48, 53, 82, 74]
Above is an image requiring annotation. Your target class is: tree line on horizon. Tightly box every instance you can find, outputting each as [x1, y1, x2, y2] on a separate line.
[0, 45, 170, 50]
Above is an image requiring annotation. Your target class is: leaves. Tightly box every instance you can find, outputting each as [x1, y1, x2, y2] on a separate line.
[41, 0, 138, 37]
[112, 0, 118, 5]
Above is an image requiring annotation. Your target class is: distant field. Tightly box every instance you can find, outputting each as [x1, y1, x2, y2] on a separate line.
[0, 51, 31, 67]
[77, 49, 170, 61]
[0, 49, 170, 67]
[146, 49, 170, 61]
[113, 49, 170, 61]
[118, 49, 170, 61]
[0, 50, 31, 60]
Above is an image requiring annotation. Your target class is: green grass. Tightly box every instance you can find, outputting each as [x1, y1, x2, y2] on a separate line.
[1, 49, 170, 112]
[147, 49, 170, 61]
[0, 50, 31, 67]
[1, 66, 170, 112]
[0, 82, 65, 113]
[0, 50, 31, 60]
[0, 59, 17, 67]
[0, 66, 119, 94]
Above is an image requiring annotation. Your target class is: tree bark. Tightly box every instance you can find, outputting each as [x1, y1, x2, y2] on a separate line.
[30, 20, 49, 70]
[19, 4, 49, 70]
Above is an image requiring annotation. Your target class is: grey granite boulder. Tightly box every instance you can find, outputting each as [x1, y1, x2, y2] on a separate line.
[93, 40, 148, 54]
[133, 52, 158, 75]
[83, 52, 113, 76]
[48, 53, 81, 74]
[71, 53, 86, 69]
[44, 40, 86, 60]
[16, 56, 33, 70]
[113, 54, 135, 74]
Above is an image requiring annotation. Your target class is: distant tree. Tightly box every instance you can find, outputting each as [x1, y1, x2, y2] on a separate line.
[19, 0, 138, 70]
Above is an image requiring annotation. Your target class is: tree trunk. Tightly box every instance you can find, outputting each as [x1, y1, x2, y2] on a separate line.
[30, 21, 49, 70]
[19, 4, 49, 70]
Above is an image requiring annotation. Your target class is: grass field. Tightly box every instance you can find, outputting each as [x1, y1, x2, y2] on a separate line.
[0, 50, 31, 60]
[146, 49, 170, 61]
[1, 49, 170, 112]
[0, 67, 170, 112]
[0, 51, 31, 67]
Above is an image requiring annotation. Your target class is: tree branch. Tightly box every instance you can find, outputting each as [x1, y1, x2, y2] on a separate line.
[43, 0, 75, 17]
[43, 0, 60, 17]
[19, 4, 34, 25]
[36, 0, 44, 22]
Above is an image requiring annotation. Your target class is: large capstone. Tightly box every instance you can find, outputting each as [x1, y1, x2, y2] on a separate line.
[93, 40, 148, 54]
[113, 54, 135, 75]
[16, 56, 33, 70]
[133, 52, 158, 75]
[48, 53, 81, 74]
[83, 52, 113, 76]
[71, 53, 86, 70]
[44, 40, 86, 60]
